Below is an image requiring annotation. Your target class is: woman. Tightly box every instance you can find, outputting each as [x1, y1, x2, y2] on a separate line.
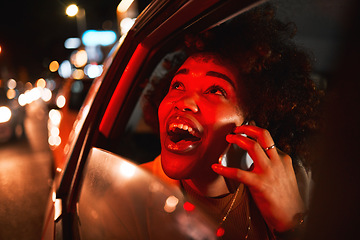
[142, 4, 321, 239]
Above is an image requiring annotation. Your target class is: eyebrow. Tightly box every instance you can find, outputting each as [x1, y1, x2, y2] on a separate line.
[174, 68, 188, 75]
[206, 71, 235, 89]
[174, 68, 236, 89]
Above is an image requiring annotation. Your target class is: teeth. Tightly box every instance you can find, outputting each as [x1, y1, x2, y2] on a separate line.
[169, 123, 196, 136]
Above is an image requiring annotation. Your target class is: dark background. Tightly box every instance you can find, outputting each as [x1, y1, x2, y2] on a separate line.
[0, 0, 150, 82]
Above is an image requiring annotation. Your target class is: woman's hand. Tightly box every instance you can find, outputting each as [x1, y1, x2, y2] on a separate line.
[212, 125, 305, 232]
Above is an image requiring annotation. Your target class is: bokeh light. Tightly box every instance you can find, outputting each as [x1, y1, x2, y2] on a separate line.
[56, 95, 66, 108]
[49, 61, 59, 72]
[36, 78, 46, 88]
[72, 69, 85, 79]
[164, 195, 179, 213]
[72, 50, 88, 68]
[6, 89, 16, 100]
[7, 79, 17, 89]
[0, 106, 11, 123]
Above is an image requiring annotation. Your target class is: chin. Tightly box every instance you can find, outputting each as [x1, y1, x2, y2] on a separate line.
[160, 151, 195, 180]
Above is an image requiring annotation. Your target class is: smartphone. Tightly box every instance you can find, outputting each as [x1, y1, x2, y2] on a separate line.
[218, 122, 254, 171]
[218, 143, 254, 171]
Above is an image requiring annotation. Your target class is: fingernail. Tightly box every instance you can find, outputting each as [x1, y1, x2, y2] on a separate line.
[212, 164, 221, 171]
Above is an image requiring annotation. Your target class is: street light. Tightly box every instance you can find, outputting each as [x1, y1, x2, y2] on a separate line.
[66, 4, 86, 37]
[66, 4, 79, 17]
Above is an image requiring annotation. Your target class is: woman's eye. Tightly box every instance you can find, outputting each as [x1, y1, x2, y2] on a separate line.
[170, 81, 184, 90]
[205, 85, 227, 97]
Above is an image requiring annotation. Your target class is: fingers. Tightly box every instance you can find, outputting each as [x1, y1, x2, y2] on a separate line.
[212, 164, 259, 188]
[233, 125, 279, 159]
[226, 134, 270, 170]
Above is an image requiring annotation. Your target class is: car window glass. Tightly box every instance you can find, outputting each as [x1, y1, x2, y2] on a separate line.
[76, 147, 217, 239]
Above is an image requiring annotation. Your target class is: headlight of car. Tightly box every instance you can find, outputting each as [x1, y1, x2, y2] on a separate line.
[0, 106, 12, 123]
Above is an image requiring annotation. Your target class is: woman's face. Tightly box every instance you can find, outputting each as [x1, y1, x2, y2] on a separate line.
[158, 55, 245, 180]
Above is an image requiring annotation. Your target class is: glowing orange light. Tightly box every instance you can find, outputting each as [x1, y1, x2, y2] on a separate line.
[49, 61, 59, 72]
[36, 78, 46, 88]
[183, 201, 195, 212]
[72, 69, 85, 79]
[6, 89, 16, 99]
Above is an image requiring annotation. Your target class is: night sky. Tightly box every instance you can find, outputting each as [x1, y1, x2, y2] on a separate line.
[0, 0, 121, 82]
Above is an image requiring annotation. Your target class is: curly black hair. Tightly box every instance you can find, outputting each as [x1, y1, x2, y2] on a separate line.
[143, 3, 322, 166]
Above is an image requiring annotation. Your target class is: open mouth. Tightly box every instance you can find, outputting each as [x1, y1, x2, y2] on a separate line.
[168, 123, 201, 143]
[164, 116, 202, 153]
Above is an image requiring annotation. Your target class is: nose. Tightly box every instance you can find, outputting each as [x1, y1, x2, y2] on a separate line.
[174, 94, 199, 113]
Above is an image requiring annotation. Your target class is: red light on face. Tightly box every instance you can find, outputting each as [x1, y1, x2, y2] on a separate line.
[183, 201, 195, 212]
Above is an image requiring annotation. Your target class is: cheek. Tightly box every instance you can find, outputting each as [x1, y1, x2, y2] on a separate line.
[158, 98, 172, 127]
[208, 104, 244, 128]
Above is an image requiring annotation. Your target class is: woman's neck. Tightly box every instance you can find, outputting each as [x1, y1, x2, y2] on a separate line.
[182, 175, 230, 197]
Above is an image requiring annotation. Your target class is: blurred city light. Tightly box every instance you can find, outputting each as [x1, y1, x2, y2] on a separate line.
[49, 109, 62, 126]
[72, 69, 85, 79]
[24, 82, 33, 90]
[41, 88, 52, 102]
[48, 134, 61, 147]
[117, 0, 134, 13]
[0, 106, 11, 123]
[48, 109, 62, 148]
[36, 78, 46, 88]
[49, 61, 59, 72]
[28, 88, 42, 101]
[71, 50, 88, 68]
[66, 4, 79, 17]
[46, 79, 56, 91]
[84, 64, 103, 78]
[64, 38, 81, 49]
[7, 79, 17, 89]
[18, 94, 27, 106]
[85, 46, 103, 62]
[82, 30, 117, 47]
[58, 60, 72, 78]
[120, 18, 135, 35]
[6, 89, 16, 100]
[56, 95, 66, 108]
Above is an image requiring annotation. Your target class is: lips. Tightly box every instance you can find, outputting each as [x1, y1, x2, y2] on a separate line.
[164, 115, 203, 153]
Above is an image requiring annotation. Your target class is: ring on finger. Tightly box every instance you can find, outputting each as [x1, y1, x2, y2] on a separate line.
[263, 144, 276, 151]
